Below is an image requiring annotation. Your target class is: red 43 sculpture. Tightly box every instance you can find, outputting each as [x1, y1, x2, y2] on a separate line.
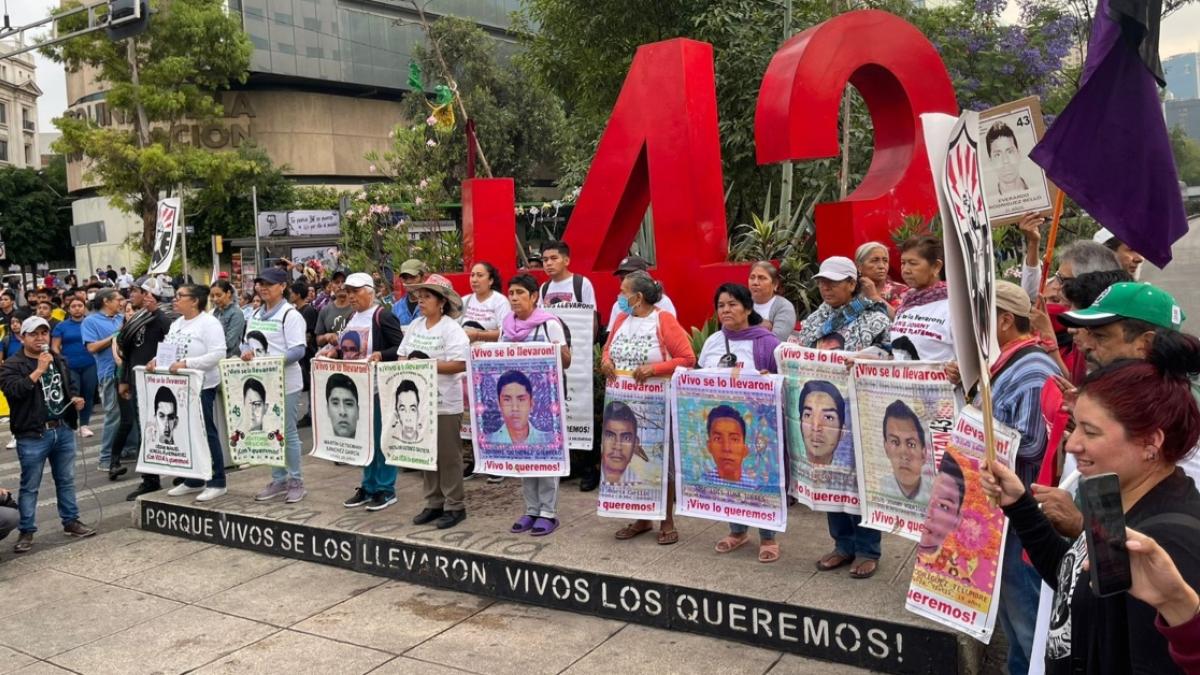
[447, 10, 958, 329]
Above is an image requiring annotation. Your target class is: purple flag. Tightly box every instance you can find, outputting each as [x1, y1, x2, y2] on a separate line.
[1029, 0, 1186, 268]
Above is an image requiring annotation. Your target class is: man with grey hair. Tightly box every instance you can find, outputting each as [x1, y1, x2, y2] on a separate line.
[1054, 240, 1121, 281]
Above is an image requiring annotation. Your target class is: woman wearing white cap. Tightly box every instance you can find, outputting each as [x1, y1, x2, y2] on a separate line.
[398, 274, 471, 530]
[795, 256, 891, 579]
[853, 242, 908, 319]
[748, 262, 796, 342]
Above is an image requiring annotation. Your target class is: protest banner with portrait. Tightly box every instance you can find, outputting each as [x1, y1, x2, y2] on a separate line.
[134, 366, 211, 480]
[468, 342, 569, 477]
[376, 359, 439, 470]
[598, 375, 670, 520]
[978, 97, 1056, 226]
[310, 357, 374, 466]
[850, 360, 961, 540]
[219, 357, 287, 466]
[672, 368, 787, 532]
[776, 344, 860, 514]
[907, 405, 1018, 642]
[543, 302, 594, 450]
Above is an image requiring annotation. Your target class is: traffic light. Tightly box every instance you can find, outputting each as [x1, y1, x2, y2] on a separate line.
[106, 0, 150, 41]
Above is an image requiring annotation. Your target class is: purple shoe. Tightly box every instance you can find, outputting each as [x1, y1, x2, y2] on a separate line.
[285, 479, 307, 504]
[254, 480, 288, 501]
[511, 515, 536, 533]
[530, 517, 558, 537]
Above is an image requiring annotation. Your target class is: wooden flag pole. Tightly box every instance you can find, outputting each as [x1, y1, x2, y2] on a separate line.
[1039, 190, 1066, 294]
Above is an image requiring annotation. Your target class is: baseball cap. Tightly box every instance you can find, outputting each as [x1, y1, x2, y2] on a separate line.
[19, 316, 50, 335]
[254, 268, 289, 286]
[343, 272, 374, 289]
[1059, 282, 1184, 331]
[398, 259, 427, 277]
[139, 276, 165, 297]
[813, 256, 857, 282]
[994, 281, 1031, 319]
[1092, 228, 1117, 246]
[614, 255, 650, 276]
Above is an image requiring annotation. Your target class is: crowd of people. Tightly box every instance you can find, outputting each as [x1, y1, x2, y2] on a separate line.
[0, 226, 1197, 674]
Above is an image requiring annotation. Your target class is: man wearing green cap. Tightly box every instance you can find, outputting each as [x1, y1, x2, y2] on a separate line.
[391, 259, 427, 328]
[1058, 281, 1185, 371]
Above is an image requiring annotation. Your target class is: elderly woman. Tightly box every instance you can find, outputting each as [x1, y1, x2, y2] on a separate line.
[748, 262, 797, 342]
[400, 274, 471, 530]
[854, 242, 908, 318]
[795, 256, 891, 579]
[601, 271, 696, 545]
[697, 283, 783, 562]
[890, 235, 954, 362]
[982, 347, 1200, 674]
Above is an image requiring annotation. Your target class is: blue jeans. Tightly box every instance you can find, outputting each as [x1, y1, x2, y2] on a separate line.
[99, 375, 119, 466]
[16, 425, 80, 533]
[70, 364, 97, 426]
[998, 525, 1042, 674]
[185, 388, 227, 489]
[271, 390, 303, 482]
[730, 523, 776, 540]
[827, 512, 882, 559]
[361, 397, 396, 497]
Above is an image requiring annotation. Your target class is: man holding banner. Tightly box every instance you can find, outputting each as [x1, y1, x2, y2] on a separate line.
[323, 273, 406, 512]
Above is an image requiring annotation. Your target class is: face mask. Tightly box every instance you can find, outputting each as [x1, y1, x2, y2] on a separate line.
[617, 295, 633, 314]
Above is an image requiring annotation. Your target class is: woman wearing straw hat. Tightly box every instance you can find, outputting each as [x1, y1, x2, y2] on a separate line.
[400, 274, 472, 530]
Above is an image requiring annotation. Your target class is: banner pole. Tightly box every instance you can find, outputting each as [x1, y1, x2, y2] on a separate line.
[1039, 190, 1066, 294]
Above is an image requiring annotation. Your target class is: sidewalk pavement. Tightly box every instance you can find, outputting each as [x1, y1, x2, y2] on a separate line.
[0, 528, 876, 675]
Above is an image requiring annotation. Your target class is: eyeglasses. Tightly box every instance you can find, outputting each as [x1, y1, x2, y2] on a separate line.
[175, 294, 194, 300]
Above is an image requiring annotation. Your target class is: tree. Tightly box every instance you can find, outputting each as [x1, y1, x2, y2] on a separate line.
[0, 165, 73, 269]
[42, 0, 254, 253]
[1171, 125, 1200, 187]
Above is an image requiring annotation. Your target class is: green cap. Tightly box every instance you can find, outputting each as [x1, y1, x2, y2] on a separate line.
[1059, 282, 1184, 331]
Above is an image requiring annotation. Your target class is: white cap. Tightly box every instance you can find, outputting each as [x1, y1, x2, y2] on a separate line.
[139, 276, 165, 297]
[343, 272, 374, 289]
[19, 317, 50, 335]
[1093, 228, 1116, 245]
[813, 256, 858, 282]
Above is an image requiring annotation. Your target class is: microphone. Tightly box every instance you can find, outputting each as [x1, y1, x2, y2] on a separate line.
[41, 344, 49, 353]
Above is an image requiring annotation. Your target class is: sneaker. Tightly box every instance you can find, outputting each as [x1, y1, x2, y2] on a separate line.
[254, 480, 288, 501]
[13, 532, 32, 553]
[285, 479, 307, 504]
[343, 487, 370, 508]
[435, 509, 466, 530]
[125, 482, 160, 501]
[6, 438, 16, 450]
[167, 484, 203, 497]
[79, 425, 94, 438]
[195, 487, 227, 502]
[63, 520, 96, 538]
[365, 494, 397, 512]
[486, 475, 504, 484]
[98, 463, 111, 473]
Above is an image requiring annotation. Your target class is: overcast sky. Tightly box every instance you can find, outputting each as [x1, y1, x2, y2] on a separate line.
[8, 0, 1200, 130]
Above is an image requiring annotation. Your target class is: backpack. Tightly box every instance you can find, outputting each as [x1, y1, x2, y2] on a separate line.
[540, 275, 603, 345]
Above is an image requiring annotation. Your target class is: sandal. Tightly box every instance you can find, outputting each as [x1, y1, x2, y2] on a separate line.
[511, 515, 536, 533]
[530, 517, 558, 537]
[816, 550, 855, 571]
[850, 559, 879, 579]
[657, 527, 679, 545]
[715, 533, 750, 554]
[615, 521, 653, 540]
[758, 541, 780, 563]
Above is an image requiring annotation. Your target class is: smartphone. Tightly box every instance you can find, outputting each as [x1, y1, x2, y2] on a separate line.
[1078, 473, 1131, 597]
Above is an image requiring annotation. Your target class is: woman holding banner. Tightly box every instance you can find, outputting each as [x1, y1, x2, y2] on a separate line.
[400, 274, 471, 531]
[854, 242, 908, 318]
[697, 283, 782, 562]
[501, 274, 573, 536]
[982, 353, 1200, 674]
[600, 271, 695, 545]
[748, 262, 796, 342]
[889, 235, 954, 362]
[461, 262, 510, 343]
[150, 285, 229, 502]
[796, 256, 891, 579]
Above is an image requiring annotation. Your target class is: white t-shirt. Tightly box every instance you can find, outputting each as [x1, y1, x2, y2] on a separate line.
[608, 312, 664, 371]
[249, 301, 308, 394]
[340, 309, 375, 360]
[117, 273, 134, 289]
[890, 298, 955, 362]
[163, 313, 226, 389]
[697, 331, 758, 369]
[538, 274, 597, 308]
[606, 294, 677, 332]
[400, 316, 470, 415]
[460, 291, 511, 332]
[753, 296, 777, 319]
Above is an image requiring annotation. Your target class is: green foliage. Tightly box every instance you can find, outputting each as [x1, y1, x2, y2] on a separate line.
[1172, 126, 1200, 188]
[182, 144, 294, 262]
[0, 166, 73, 267]
[688, 316, 719, 357]
[42, 0, 254, 252]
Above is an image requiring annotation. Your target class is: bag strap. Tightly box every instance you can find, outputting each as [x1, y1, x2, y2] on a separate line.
[573, 274, 584, 303]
